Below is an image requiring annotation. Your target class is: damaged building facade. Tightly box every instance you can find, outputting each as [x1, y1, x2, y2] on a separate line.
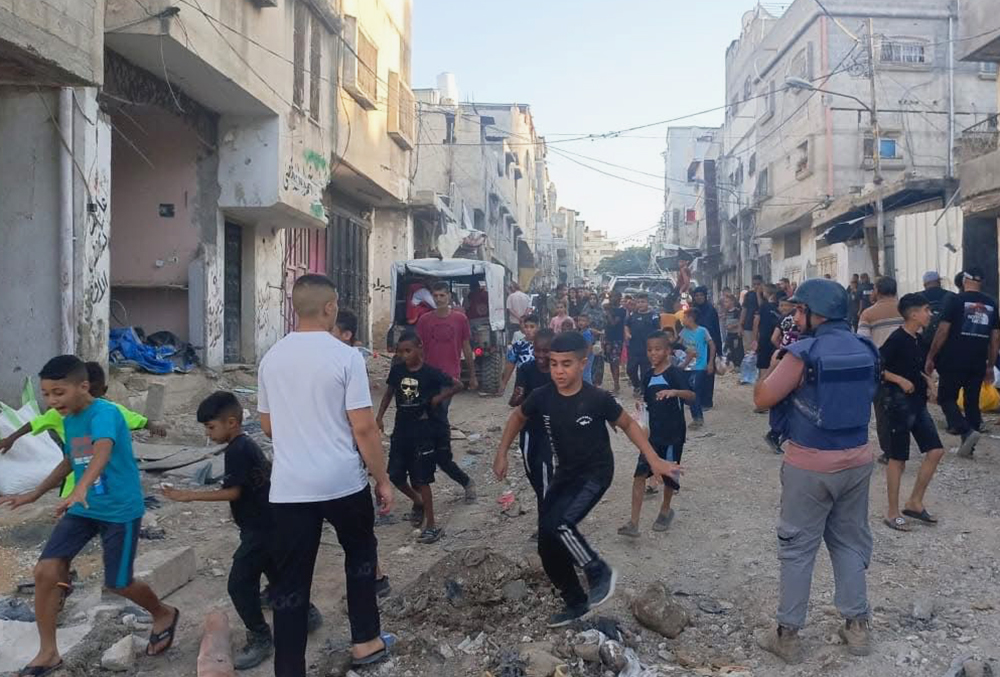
[715, 0, 997, 294]
[0, 0, 414, 400]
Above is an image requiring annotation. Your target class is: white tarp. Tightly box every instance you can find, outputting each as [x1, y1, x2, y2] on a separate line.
[391, 258, 507, 331]
[0, 380, 64, 495]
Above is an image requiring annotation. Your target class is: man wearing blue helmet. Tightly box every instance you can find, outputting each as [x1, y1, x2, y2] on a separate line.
[752, 278, 880, 665]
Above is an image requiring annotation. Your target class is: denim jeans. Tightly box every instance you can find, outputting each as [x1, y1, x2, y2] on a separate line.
[687, 370, 706, 420]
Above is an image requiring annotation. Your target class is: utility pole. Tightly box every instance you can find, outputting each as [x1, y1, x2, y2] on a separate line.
[868, 18, 886, 276]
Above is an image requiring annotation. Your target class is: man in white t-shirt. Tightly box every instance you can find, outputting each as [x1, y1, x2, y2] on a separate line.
[506, 282, 531, 333]
[258, 274, 395, 675]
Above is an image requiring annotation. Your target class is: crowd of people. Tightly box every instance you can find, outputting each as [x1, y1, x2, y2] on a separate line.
[1, 265, 997, 675]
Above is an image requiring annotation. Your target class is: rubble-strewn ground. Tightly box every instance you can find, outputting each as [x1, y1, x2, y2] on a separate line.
[3, 359, 1000, 676]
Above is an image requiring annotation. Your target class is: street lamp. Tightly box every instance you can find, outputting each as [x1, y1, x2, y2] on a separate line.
[784, 75, 886, 275]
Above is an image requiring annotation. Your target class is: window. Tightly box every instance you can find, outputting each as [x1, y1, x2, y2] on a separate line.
[743, 77, 752, 103]
[387, 70, 415, 149]
[309, 16, 322, 121]
[343, 15, 378, 110]
[672, 209, 682, 226]
[789, 45, 813, 83]
[795, 140, 810, 178]
[734, 163, 744, 186]
[880, 40, 927, 65]
[783, 231, 802, 258]
[293, 1, 307, 108]
[748, 153, 757, 176]
[760, 81, 776, 122]
[685, 209, 697, 223]
[399, 34, 411, 85]
[755, 166, 771, 200]
[864, 135, 900, 160]
[980, 62, 999, 78]
[444, 113, 456, 144]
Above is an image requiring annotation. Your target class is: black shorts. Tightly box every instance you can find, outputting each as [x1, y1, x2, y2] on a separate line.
[635, 442, 683, 489]
[603, 340, 623, 366]
[883, 403, 943, 462]
[40, 514, 142, 590]
[389, 433, 436, 487]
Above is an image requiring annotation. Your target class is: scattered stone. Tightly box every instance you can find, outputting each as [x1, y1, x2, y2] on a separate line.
[599, 640, 627, 672]
[458, 632, 486, 654]
[972, 601, 994, 611]
[520, 642, 564, 677]
[502, 580, 529, 602]
[631, 582, 689, 638]
[0, 597, 35, 622]
[131, 546, 197, 598]
[102, 636, 136, 672]
[574, 642, 601, 663]
[913, 596, 935, 621]
[438, 643, 455, 660]
[962, 659, 994, 677]
[211, 568, 226, 577]
[121, 614, 137, 628]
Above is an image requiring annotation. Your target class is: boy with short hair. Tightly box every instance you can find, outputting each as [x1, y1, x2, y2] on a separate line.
[501, 314, 539, 393]
[377, 332, 463, 544]
[679, 310, 714, 429]
[509, 329, 554, 527]
[0, 355, 179, 676]
[0, 362, 167, 498]
[162, 391, 319, 670]
[618, 332, 695, 538]
[625, 293, 660, 397]
[493, 332, 682, 627]
[334, 308, 360, 345]
[879, 293, 946, 532]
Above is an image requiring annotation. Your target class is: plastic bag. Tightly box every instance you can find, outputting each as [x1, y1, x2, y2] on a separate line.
[958, 382, 1000, 412]
[0, 380, 64, 495]
[740, 353, 759, 385]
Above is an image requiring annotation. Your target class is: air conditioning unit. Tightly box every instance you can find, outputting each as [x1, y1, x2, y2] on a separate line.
[342, 15, 378, 110]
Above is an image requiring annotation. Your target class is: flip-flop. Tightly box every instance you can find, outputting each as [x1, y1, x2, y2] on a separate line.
[417, 527, 442, 544]
[352, 632, 397, 667]
[17, 662, 64, 677]
[146, 607, 180, 656]
[406, 505, 425, 528]
[884, 517, 910, 532]
[902, 508, 938, 524]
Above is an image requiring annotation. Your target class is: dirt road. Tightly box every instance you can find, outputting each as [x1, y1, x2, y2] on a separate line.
[3, 363, 1000, 676]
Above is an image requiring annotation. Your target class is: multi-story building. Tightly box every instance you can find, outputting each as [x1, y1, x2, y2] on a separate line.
[720, 0, 996, 290]
[662, 127, 722, 251]
[957, 0, 1000, 293]
[579, 228, 618, 286]
[0, 0, 413, 400]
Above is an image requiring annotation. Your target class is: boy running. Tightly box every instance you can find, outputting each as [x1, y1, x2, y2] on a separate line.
[879, 294, 946, 532]
[0, 355, 179, 676]
[679, 310, 714, 429]
[501, 314, 539, 392]
[377, 332, 463, 544]
[576, 312, 596, 384]
[493, 332, 682, 627]
[509, 329, 555, 528]
[618, 332, 695, 538]
[163, 392, 323, 669]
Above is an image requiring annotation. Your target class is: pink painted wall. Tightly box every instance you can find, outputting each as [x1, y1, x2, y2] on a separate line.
[109, 108, 204, 340]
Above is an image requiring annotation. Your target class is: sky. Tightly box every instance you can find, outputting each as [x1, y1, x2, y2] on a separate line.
[412, 0, 773, 246]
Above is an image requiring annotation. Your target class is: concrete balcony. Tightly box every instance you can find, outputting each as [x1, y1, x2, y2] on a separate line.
[959, 0, 1000, 62]
[960, 144, 1000, 218]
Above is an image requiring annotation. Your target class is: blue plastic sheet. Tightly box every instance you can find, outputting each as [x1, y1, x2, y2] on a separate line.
[109, 327, 195, 374]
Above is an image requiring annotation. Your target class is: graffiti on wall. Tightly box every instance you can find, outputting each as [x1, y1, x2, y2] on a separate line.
[283, 150, 328, 221]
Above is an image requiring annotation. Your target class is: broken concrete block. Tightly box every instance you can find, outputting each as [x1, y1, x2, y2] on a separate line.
[134, 546, 197, 599]
[144, 383, 166, 421]
[102, 636, 135, 672]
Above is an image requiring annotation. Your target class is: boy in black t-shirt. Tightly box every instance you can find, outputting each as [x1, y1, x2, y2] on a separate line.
[163, 392, 322, 669]
[509, 329, 554, 530]
[493, 332, 682, 627]
[625, 293, 661, 397]
[618, 332, 695, 538]
[880, 294, 945, 531]
[377, 332, 463, 544]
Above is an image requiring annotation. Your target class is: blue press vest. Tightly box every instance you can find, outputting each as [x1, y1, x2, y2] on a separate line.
[784, 320, 879, 451]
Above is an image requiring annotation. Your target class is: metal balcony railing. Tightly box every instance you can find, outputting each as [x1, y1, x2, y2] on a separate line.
[956, 114, 1000, 163]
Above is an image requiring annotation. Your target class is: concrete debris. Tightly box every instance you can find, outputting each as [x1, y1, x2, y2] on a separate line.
[913, 596, 936, 621]
[502, 579, 529, 602]
[519, 642, 564, 677]
[132, 546, 197, 598]
[962, 660, 995, 677]
[631, 582, 689, 639]
[102, 635, 136, 672]
[457, 631, 486, 654]
[598, 639, 628, 671]
[0, 596, 35, 622]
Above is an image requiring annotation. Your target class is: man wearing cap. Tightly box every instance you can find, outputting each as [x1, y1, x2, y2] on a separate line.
[753, 279, 880, 664]
[925, 266, 1000, 457]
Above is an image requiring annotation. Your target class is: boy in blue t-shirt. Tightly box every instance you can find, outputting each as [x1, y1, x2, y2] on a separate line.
[0, 356, 179, 676]
[679, 310, 715, 428]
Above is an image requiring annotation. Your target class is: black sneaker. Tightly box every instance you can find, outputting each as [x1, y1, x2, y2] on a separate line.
[584, 560, 618, 609]
[234, 629, 273, 671]
[547, 602, 589, 628]
[375, 576, 391, 599]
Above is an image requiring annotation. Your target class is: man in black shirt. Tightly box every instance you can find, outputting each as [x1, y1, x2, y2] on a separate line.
[493, 332, 680, 627]
[755, 285, 782, 370]
[509, 329, 554, 518]
[926, 267, 1000, 457]
[625, 293, 660, 397]
[163, 392, 323, 669]
[879, 295, 945, 531]
[741, 275, 763, 351]
[858, 273, 875, 315]
[920, 271, 953, 350]
[603, 293, 627, 393]
[692, 287, 722, 408]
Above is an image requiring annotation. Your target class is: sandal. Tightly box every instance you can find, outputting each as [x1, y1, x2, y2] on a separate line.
[902, 508, 938, 524]
[16, 662, 64, 677]
[417, 527, 442, 544]
[617, 522, 640, 538]
[146, 607, 180, 656]
[352, 632, 397, 667]
[652, 509, 675, 532]
[406, 505, 425, 528]
[883, 517, 910, 532]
